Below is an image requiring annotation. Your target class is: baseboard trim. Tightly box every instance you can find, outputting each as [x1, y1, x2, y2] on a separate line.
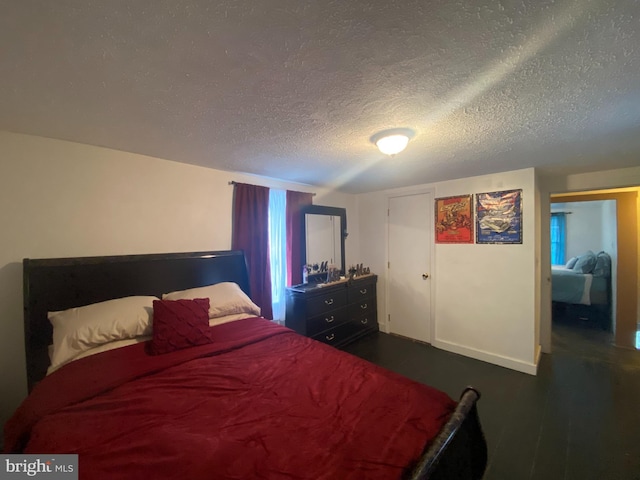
[433, 339, 539, 375]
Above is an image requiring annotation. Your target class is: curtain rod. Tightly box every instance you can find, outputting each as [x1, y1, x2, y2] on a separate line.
[228, 181, 316, 196]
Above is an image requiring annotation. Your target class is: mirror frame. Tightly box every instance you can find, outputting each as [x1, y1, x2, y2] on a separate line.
[301, 205, 347, 277]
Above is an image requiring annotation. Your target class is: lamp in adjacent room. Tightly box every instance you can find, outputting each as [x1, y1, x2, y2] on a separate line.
[370, 128, 415, 156]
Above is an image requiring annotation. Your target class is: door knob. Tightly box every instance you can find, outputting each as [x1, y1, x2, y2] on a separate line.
[422, 273, 429, 279]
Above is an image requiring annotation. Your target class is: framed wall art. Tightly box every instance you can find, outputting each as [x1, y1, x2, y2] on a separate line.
[435, 194, 474, 244]
[475, 189, 522, 244]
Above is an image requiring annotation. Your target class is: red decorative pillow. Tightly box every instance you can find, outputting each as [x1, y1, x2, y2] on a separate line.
[150, 298, 213, 355]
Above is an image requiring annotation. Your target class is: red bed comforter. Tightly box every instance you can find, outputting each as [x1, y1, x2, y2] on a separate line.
[5, 318, 455, 479]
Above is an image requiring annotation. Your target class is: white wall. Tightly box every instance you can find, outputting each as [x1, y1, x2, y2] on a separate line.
[544, 166, 640, 193]
[602, 201, 618, 256]
[565, 201, 603, 258]
[0, 131, 358, 431]
[551, 200, 614, 259]
[358, 168, 539, 375]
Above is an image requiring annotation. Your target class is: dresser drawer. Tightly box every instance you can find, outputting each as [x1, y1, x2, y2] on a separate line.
[307, 307, 349, 337]
[312, 320, 361, 346]
[353, 311, 377, 330]
[306, 289, 347, 317]
[349, 298, 374, 318]
[347, 281, 375, 302]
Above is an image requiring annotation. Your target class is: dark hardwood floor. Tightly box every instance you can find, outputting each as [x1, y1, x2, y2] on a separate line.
[342, 320, 640, 480]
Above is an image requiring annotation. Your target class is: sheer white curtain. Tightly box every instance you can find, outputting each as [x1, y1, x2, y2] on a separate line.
[268, 189, 287, 323]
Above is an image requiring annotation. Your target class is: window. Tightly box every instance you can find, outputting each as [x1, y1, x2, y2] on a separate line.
[268, 189, 287, 322]
[550, 213, 566, 265]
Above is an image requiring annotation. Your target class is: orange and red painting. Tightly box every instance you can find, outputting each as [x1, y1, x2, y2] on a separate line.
[435, 194, 474, 244]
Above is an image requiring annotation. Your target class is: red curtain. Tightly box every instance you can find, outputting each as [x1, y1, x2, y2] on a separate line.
[232, 183, 273, 320]
[286, 190, 313, 286]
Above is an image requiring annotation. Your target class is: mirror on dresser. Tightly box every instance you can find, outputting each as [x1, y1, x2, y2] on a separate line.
[301, 205, 347, 283]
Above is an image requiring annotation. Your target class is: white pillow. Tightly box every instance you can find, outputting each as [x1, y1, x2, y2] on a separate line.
[162, 282, 261, 318]
[208, 312, 256, 327]
[45, 311, 257, 375]
[48, 296, 158, 371]
[46, 335, 152, 375]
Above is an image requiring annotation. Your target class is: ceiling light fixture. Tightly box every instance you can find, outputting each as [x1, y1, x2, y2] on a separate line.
[370, 128, 415, 156]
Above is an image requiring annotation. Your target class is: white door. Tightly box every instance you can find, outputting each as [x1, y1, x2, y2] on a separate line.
[387, 192, 433, 343]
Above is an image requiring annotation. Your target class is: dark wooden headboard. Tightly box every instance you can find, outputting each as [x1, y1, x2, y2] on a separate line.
[23, 250, 251, 392]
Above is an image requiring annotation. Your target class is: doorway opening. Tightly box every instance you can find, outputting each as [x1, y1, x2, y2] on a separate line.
[550, 198, 616, 346]
[548, 188, 639, 352]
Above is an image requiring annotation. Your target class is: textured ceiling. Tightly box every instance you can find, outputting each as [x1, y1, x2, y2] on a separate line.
[1, 0, 639, 193]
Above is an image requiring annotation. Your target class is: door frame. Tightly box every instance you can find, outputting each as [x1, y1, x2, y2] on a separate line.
[545, 190, 638, 349]
[384, 187, 436, 342]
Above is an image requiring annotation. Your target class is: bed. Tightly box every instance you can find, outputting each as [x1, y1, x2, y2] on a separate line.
[551, 251, 612, 329]
[5, 250, 487, 479]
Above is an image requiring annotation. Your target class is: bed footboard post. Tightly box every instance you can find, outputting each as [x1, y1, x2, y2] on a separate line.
[407, 387, 488, 480]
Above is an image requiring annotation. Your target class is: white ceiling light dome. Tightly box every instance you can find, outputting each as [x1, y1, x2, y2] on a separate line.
[370, 128, 416, 156]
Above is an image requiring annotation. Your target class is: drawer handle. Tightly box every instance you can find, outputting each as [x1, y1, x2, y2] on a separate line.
[360, 303, 368, 310]
[325, 315, 335, 323]
[326, 333, 335, 341]
[324, 298, 334, 306]
[361, 318, 369, 325]
[359, 288, 367, 294]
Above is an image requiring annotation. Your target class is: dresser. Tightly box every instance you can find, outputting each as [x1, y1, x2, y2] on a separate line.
[285, 275, 378, 347]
